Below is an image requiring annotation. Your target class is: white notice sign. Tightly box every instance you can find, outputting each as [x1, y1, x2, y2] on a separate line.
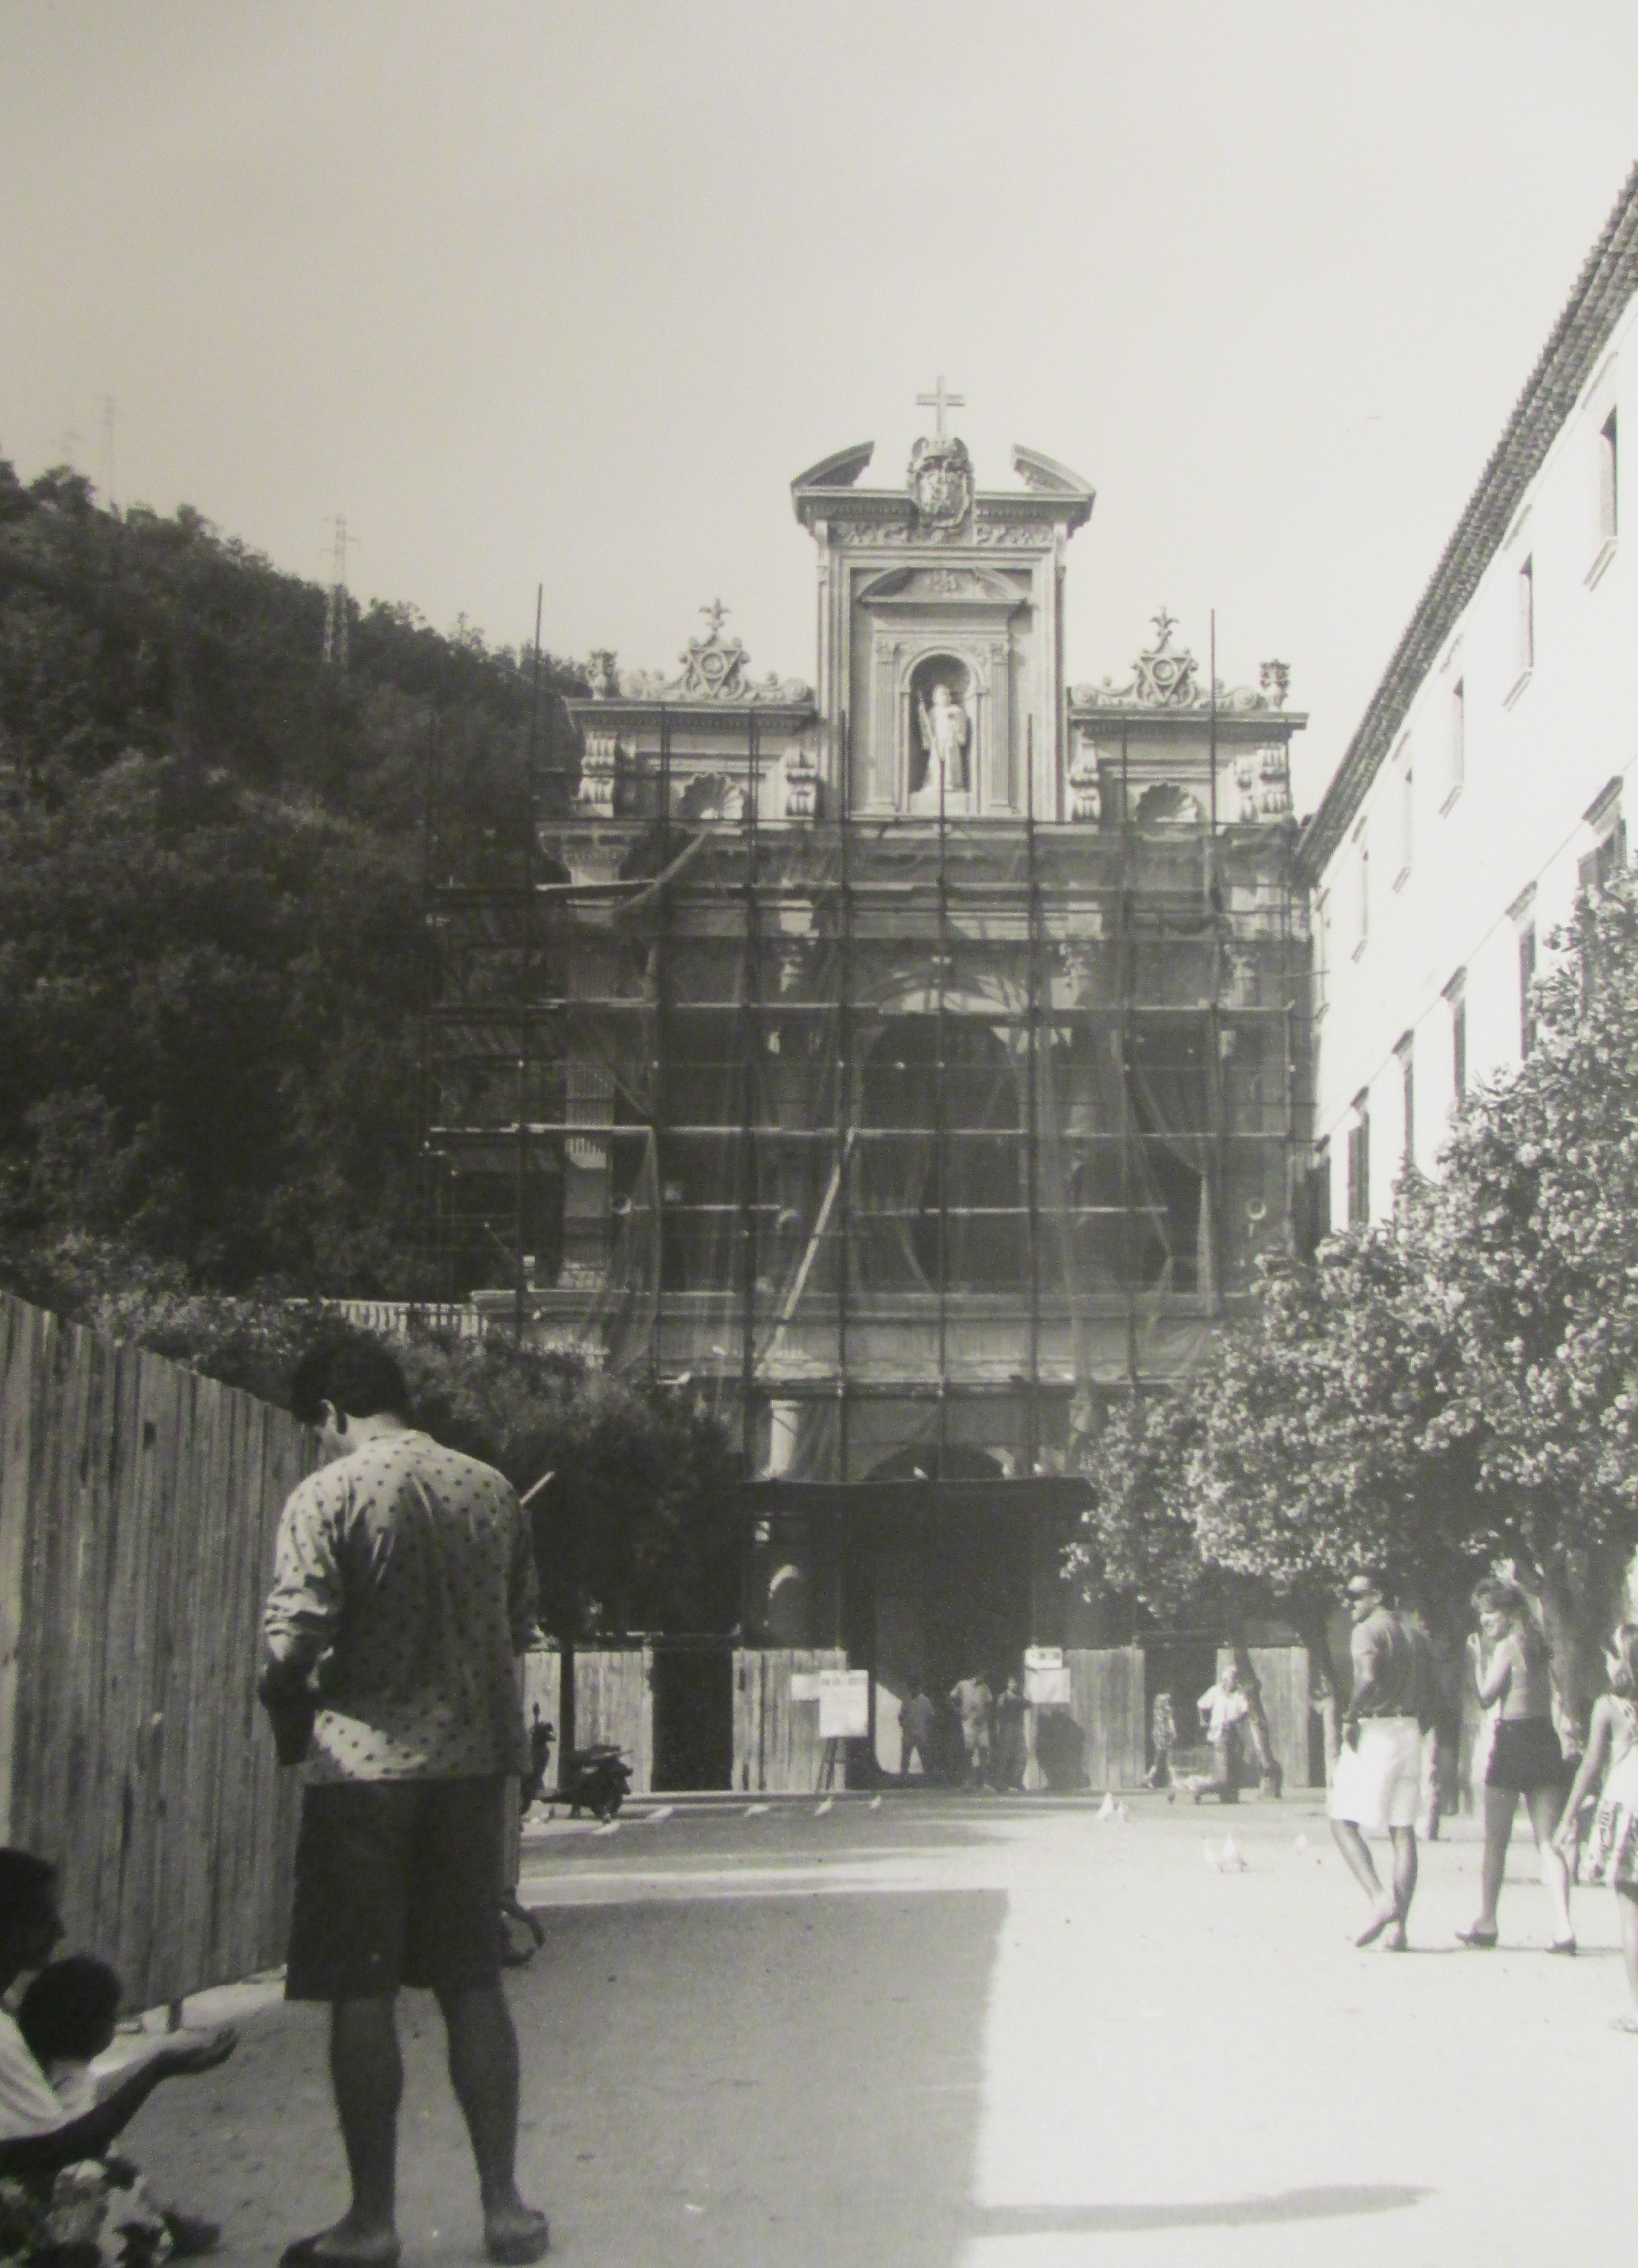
[819, 1668, 871, 1740]
[1024, 1646, 1071, 1707]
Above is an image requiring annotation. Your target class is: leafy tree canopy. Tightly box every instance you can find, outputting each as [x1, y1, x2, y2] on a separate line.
[0, 460, 586, 1294]
[1075, 869, 1638, 1697]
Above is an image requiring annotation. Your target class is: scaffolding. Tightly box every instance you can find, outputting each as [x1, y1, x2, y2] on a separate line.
[419, 701, 1312, 1491]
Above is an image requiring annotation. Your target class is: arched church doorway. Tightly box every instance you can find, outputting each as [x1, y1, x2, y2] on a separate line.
[859, 1018, 1024, 1292]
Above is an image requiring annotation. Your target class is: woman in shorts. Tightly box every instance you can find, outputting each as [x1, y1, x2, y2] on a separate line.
[1458, 1578, 1575, 1952]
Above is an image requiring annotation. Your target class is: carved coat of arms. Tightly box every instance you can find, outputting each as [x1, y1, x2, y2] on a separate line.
[908, 434, 973, 531]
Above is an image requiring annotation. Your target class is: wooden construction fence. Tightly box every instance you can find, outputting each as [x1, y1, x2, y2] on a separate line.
[1060, 1647, 1148, 1790]
[0, 1293, 316, 2010]
[573, 1646, 653, 1794]
[734, 1648, 848, 1793]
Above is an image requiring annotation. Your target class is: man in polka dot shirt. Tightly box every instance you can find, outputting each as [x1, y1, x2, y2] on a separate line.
[261, 1335, 549, 2267]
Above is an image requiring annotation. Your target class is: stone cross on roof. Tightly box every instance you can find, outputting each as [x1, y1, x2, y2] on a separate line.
[915, 376, 965, 440]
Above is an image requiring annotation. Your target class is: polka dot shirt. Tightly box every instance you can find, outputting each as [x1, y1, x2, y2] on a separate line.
[263, 1431, 537, 1782]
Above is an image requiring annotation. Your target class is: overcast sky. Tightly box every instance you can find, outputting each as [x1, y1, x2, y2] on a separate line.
[3, 1, 1636, 808]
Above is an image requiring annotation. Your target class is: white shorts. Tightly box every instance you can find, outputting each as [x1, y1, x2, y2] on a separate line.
[1328, 1717, 1423, 1833]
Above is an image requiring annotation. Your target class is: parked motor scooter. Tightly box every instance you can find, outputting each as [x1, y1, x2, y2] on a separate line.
[561, 1743, 632, 1821]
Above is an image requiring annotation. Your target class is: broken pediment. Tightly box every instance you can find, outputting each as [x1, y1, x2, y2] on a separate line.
[1012, 446, 1095, 502]
[790, 441, 875, 493]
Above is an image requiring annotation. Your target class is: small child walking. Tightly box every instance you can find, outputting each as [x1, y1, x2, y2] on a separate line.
[1555, 1622, 1638, 2031]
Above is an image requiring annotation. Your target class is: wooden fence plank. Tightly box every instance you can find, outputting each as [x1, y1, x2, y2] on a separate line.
[1063, 1648, 1147, 1790]
[0, 1293, 316, 2007]
[732, 1648, 846, 1792]
[572, 1648, 652, 1794]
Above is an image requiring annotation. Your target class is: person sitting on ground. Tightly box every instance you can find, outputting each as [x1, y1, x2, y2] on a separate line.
[0, 1852, 236, 2231]
[1554, 1622, 1638, 2031]
[17, 1955, 222, 2256]
[1457, 1577, 1575, 1953]
[1195, 1663, 1249, 1804]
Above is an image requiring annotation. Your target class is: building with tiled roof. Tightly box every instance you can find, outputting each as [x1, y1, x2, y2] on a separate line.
[1302, 163, 1638, 1227]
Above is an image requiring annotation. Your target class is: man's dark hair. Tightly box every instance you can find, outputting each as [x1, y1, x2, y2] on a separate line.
[18, 1956, 123, 2064]
[1348, 1565, 1390, 1601]
[289, 1333, 411, 1428]
[0, 1850, 59, 1936]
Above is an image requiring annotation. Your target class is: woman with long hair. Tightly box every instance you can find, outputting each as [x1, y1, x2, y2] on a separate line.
[1457, 1577, 1575, 1952]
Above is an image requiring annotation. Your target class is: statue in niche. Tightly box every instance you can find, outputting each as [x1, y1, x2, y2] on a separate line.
[912, 679, 971, 806]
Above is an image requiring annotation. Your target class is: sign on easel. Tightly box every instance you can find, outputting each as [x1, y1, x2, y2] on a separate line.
[1024, 1645, 1071, 1707]
[819, 1669, 871, 1740]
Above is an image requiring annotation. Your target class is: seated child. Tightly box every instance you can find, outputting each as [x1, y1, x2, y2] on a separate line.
[17, 1957, 220, 2257]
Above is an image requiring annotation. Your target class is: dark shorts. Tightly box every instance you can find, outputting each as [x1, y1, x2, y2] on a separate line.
[285, 1776, 505, 2001]
[1486, 1717, 1571, 1795]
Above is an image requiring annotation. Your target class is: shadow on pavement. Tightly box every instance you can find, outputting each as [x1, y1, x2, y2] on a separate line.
[970, 2184, 1430, 2235]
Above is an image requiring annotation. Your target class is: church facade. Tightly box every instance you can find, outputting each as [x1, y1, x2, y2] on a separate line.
[424, 406, 1312, 1783]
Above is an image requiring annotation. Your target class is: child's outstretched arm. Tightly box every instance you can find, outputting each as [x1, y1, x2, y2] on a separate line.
[1555, 1698, 1613, 1852]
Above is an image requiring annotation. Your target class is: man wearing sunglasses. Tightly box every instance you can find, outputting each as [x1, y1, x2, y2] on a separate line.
[1329, 1569, 1434, 1949]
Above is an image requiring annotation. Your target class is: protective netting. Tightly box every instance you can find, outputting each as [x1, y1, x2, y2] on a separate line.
[422, 752, 1308, 1483]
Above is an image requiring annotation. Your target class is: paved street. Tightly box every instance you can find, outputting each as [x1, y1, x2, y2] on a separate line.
[127, 1792, 1632, 2267]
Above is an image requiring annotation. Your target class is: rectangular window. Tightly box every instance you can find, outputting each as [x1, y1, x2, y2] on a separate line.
[1346, 1096, 1370, 1228]
[1580, 781, 1628, 893]
[1600, 408, 1619, 542]
[1398, 763, 1413, 884]
[1519, 923, 1537, 1057]
[1452, 992, 1467, 1102]
[1395, 1033, 1415, 1170]
[1352, 820, 1369, 956]
[1517, 557, 1534, 674]
[1447, 679, 1465, 803]
[1313, 1138, 1332, 1246]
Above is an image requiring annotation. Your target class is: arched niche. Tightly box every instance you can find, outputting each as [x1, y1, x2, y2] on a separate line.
[905, 652, 975, 808]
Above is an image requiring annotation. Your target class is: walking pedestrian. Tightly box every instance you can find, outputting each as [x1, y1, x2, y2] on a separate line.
[993, 1674, 1028, 1792]
[1328, 1569, 1434, 1950]
[949, 1671, 993, 1790]
[1143, 1691, 1178, 1789]
[899, 1682, 938, 1781]
[1554, 1623, 1638, 2030]
[1456, 1577, 1575, 1952]
[1194, 1663, 1249, 1804]
[524, 1706, 553, 1809]
[260, 1334, 549, 2268]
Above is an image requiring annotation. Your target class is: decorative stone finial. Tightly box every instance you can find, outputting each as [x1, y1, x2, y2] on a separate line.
[1259, 660, 1291, 709]
[587, 649, 618, 700]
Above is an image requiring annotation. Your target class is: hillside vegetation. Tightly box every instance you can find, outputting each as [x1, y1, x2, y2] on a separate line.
[0, 460, 584, 1297]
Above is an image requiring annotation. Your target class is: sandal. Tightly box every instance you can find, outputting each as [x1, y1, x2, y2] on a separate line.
[1455, 1923, 1499, 1947]
[485, 2211, 550, 2264]
[280, 2239, 402, 2268]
